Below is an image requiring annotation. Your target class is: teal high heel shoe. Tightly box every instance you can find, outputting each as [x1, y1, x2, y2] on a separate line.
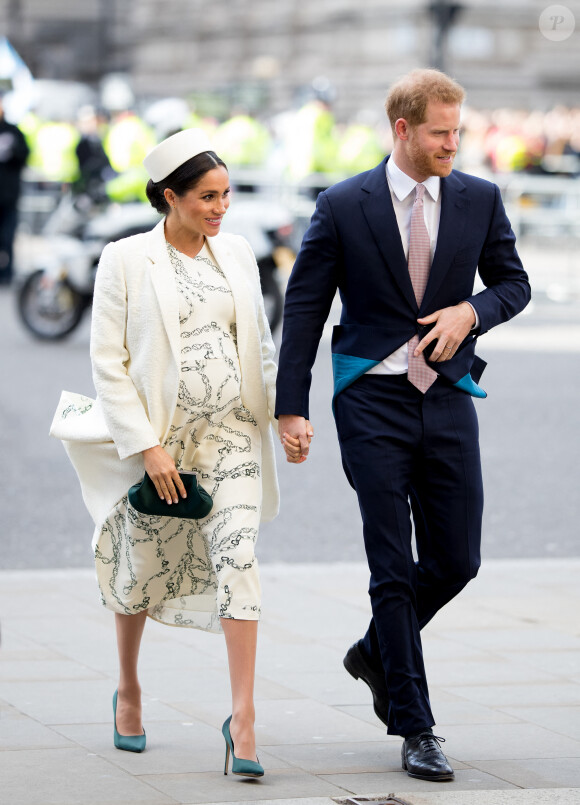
[113, 690, 146, 753]
[222, 715, 264, 778]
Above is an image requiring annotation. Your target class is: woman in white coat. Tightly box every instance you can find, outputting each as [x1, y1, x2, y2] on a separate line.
[51, 129, 280, 777]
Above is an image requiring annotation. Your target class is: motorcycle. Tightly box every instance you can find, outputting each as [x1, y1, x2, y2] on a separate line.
[16, 187, 294, 340]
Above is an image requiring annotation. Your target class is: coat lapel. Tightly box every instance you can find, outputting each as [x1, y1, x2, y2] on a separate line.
[145, 219, 181, 369]
[360, 159, 418, 312]
[144, 223, 256, 376]
[421, 171, 469, 311]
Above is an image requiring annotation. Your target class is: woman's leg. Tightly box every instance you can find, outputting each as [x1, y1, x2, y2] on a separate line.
[114, 610, 147, 735]
[221, 618, 258, 761]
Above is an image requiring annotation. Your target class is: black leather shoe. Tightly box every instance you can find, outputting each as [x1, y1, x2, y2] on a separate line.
[401, 732, 454, 781]
[343, 640, 389, 727]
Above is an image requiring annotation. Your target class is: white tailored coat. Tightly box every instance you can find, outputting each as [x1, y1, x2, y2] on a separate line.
[50, 219, 280, 544]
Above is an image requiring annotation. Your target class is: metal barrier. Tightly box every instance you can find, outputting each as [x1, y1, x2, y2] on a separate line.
[18, 169, 580, 248]
[484, 173, 580, 243]
[18, 179, 65, 234]
[230, 168, 580, 247]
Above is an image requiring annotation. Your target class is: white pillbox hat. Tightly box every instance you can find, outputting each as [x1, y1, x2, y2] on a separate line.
[143, 128, 213, 182]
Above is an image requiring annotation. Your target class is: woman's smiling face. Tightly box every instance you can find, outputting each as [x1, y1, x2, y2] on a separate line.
[165, 166, 231, 238]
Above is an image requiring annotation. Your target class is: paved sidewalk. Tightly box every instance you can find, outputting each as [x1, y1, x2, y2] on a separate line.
[1, 559, 579, 805]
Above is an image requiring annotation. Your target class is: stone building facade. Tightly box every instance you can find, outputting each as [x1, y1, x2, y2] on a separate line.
[1, 0, 579, 119]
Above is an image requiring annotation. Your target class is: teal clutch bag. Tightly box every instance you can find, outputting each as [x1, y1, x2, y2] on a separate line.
[128, 471, 213, 519]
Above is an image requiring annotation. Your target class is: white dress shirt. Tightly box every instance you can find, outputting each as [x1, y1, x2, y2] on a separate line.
[367, 156, 477, 376]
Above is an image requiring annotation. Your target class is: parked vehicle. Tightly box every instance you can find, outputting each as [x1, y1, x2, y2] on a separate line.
[16, 188, 293, 340]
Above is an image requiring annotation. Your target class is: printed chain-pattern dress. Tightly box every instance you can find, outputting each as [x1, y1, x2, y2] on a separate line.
[94, 241, 262, 632]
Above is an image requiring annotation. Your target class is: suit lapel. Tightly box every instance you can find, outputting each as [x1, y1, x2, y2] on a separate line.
[421, 172, 469, 311]
[146, 219, 181, 369]
[360, 160, 418, 312]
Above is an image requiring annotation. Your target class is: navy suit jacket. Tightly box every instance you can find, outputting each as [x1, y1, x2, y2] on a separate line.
[275, 158, 531, 419]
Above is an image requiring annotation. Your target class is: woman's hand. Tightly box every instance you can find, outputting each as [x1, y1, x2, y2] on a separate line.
[142, 446, 187, 504]
[279, 417, 314, 464]
[282, 433, 306, 463]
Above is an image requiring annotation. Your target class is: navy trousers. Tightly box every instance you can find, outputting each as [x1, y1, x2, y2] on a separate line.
[334, 373, 483, 736]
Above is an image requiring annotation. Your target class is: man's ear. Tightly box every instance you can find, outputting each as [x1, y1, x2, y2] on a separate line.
[394, 118, 410, 141]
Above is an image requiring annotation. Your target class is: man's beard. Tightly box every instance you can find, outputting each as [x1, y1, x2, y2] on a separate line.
[409, 141, 455, 178]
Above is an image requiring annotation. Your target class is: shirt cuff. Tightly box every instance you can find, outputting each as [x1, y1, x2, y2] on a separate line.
[464, 301, 480, 330]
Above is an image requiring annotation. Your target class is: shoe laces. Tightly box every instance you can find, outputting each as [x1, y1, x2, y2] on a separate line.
[417, 732, 446, 754]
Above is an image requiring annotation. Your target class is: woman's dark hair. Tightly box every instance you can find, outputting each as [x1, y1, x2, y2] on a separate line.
[146, 151, 228, 214]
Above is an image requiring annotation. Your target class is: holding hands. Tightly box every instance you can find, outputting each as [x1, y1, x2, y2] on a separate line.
[276, 304, 473, 464]
[278, 415, 314, 464]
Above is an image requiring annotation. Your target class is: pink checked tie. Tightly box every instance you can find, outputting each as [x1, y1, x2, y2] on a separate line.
[407, 184, 437, 393]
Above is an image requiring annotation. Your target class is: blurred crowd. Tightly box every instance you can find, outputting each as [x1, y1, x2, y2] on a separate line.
[10, 97, 580, 196]
[12, 98, 389, 199]
[459, 106, 580, 175]
[1, 86, 579, 285]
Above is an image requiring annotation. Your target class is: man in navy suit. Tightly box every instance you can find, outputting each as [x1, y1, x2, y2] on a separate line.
[276, 70, 531, 781]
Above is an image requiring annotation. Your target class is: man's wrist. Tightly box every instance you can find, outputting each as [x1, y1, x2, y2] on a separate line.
[460, 301, 478, 330]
